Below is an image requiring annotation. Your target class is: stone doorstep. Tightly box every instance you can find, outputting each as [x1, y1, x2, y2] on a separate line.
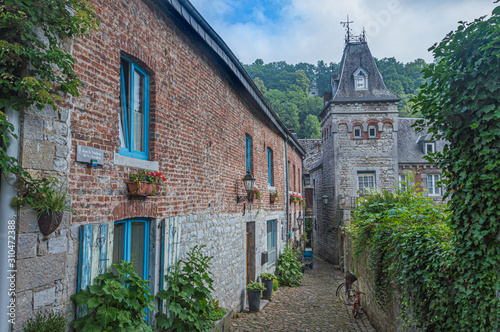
[242, 298, 270, 313]
[210, 309, 234, 332]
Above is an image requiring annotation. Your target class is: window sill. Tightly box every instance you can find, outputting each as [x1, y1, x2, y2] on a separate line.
[268, 186, 276, 191]
[114, 153, 159, 171]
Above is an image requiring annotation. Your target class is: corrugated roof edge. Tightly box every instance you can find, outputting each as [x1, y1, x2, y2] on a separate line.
[155, 0, 305, 156]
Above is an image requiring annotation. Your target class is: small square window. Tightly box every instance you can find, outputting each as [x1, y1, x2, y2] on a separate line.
[368, 125, 376, 138]
[425, 143, 435, 154]
[399, 174, 407, 192]
[354, 126, 362, 139]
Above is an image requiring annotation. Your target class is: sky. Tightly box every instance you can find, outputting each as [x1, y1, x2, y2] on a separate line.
[189, 0, 497, 65]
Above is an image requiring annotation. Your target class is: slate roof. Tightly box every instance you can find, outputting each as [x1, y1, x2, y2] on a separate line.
[332, 42, 399, 103]
[397, 118, 445, 163]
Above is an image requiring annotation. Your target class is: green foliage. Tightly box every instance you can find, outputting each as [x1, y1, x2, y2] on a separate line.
[272, 279, 279, 292]
[24, 310, 66, 332]
[275, 246, 303, 287]
[207, 299, 226, 322]
[70, 261, 157, 332]
[410, 7, 500, 330]
[348, 178, 452, 330]
[156, 245, 214, 332]
[259, 272, 276, 280]
[0, 0, 98, 205]
[28, 183, 72, 217]
[246, 281, 265, 291]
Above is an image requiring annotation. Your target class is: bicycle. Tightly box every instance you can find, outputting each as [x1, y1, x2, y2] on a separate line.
[335, 272, 358, 305]
[352, 289, 365, 318]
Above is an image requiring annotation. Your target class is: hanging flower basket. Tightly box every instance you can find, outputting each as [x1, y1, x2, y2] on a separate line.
[38, 211, 64, 237]
[127, 170, 166, 197]
[126, 181, 161, 196]
[270, 195, 278, 203]
[270, 190, 279, 203]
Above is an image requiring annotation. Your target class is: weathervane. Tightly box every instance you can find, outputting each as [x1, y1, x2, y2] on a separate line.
[340, 15, 367, 44]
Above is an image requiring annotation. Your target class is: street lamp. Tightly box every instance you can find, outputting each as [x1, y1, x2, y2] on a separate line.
[237, 171, 256, 203]
[322, 194, 329, 205]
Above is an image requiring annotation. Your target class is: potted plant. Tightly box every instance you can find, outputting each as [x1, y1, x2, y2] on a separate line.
[246, 281, 265, 312]
[289, 193, 298, 204]
[32, 189, 72, 237]
[269, 190, 279, 203]
[250, 187, 261, 200]
[259, 272, 276, 299]
[127, 170, 166, 196]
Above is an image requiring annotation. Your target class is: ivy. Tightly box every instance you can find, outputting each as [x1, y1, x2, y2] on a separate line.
[0, 0, 98, 205]
[411, 5, 500, 330]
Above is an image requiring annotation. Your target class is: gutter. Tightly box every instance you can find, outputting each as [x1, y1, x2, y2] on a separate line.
[0, 107, 20, 332]
[284, 138, 289, 245]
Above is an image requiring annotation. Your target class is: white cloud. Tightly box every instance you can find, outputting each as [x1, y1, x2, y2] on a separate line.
[190, 0, 497, 64]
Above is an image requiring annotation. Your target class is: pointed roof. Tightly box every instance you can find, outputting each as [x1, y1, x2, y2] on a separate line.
[331, 41, 399, 103]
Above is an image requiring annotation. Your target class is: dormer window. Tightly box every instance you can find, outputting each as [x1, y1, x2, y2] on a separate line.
[425, 142, 435, 154]
[353, 67, 369, 91]
[354, 126, 362, 139]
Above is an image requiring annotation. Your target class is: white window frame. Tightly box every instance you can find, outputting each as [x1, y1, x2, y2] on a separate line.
[368, 125, 377, 138]
[353, 125, 362, 139]
[358, 172, 375, 195]
[399, 174, 408, 192]
[425, 142, 435, 154]
[427, 174, 441, 196]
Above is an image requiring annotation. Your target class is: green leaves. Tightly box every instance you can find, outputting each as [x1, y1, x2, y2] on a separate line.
[70, 261, 156, 332]
[156, 245, 215, 332]
[275, 245, 303, 287]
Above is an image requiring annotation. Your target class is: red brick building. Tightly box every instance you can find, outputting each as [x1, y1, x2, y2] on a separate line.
[10, 0, 304, 329]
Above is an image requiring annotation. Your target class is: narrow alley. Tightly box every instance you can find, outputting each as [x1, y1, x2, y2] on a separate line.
[230, 257, 376, 332]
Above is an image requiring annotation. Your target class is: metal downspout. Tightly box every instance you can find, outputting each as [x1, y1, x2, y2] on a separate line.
[284, 137, 289, 246]
[1, 107, 20, 332]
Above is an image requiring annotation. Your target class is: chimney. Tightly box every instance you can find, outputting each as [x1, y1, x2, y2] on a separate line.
[288, 126, 298, 139]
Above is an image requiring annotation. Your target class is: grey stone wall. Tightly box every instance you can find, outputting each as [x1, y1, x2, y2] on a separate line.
[15, 103, 75, 330]
[299, 139, 322, 173]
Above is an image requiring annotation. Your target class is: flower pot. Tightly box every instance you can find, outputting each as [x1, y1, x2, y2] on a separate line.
[38, 211, 63, 237]
[262, 279, 273, 299]
[270, 196, 277, 203]
[126, 182, 160, 196]
[248, 290, 261, 312]
[250, 192, 258, 200]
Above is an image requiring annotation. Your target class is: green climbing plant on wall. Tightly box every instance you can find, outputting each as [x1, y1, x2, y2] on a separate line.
[0, 0, 98, 204]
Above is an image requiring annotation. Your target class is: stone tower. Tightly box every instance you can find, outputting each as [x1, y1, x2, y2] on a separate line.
[312, 36, 399, 264]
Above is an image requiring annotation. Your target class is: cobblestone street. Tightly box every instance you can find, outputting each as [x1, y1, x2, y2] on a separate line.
[230, 257, 376, 332]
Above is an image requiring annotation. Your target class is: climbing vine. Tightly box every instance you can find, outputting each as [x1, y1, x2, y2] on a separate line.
[413, 5, 500, 330]
[0, 0, 98, 203]
[349, 6, 500, 331]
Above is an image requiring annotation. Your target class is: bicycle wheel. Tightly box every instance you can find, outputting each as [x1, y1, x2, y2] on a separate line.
[336, 282, 358, 305]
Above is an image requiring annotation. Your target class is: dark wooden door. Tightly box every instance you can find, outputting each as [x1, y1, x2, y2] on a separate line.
[246, 222, 255, 285]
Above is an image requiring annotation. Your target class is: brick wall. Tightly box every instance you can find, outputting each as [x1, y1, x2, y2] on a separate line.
[14, 0, 303, 328]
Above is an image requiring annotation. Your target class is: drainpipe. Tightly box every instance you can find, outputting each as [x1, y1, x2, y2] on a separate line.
[0, 106, 20, 332]
[284, 137, 289, 246]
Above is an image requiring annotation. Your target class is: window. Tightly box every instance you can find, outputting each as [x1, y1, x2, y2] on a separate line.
[368, 125, 376, 138]
[399, 174, 408, 192]
[267, 220, 277, 264]
[425, 142, 435, 154]
[119, 56, 150, 160]
[428, 174, 441, 196]
[354, 126, 362, 139]
[353, 67, 368, 90]
[267, 148, 274, 186]
[245, 134, 253, 174]
[358, 172, 375, 194]
[112, 219, 149, 279]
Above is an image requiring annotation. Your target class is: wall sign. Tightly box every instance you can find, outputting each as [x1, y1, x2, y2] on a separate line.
[76, 145, 104, 166]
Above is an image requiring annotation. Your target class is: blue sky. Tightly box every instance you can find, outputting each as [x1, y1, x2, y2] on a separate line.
[190, 0, 497, 64]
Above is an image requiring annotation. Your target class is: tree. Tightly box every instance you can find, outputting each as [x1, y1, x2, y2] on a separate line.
[413, 6, 500, 330]
[302, 115, 321, 139]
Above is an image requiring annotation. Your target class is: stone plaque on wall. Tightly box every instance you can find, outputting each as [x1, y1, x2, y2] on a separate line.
[76, 145, 104, 165]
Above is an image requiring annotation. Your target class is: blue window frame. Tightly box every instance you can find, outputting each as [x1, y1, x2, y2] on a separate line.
[267, 148, 273, 186]
[267, 220, 277, 264]
[112, 219, 149, 279]
[119, 56, 149, 160]
[245, 134, 252, 174]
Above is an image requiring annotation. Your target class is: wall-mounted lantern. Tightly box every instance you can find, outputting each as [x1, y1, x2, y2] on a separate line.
[237, 171, 256, 203]
[322, 194, 329, 205]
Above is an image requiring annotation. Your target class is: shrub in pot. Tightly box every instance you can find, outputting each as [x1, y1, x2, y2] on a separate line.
[259, 272, 276, 299]
[31, 188, 72, 237]
[246, 281, 265, 312]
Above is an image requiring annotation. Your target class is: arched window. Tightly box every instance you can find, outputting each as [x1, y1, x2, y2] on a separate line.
[368, 125, 377, 138]
[267, 148, 274, 186]
[112, 219, 149, 279]
[245, 134, 253, 174]
[353, 125, 362, 139]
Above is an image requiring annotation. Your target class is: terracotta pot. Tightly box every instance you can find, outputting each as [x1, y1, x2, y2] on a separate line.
[270, 196, 277, 203]
[38, 211, 63, 236]
[126, 181, 160, 196]
[250, 192, 258, 200]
